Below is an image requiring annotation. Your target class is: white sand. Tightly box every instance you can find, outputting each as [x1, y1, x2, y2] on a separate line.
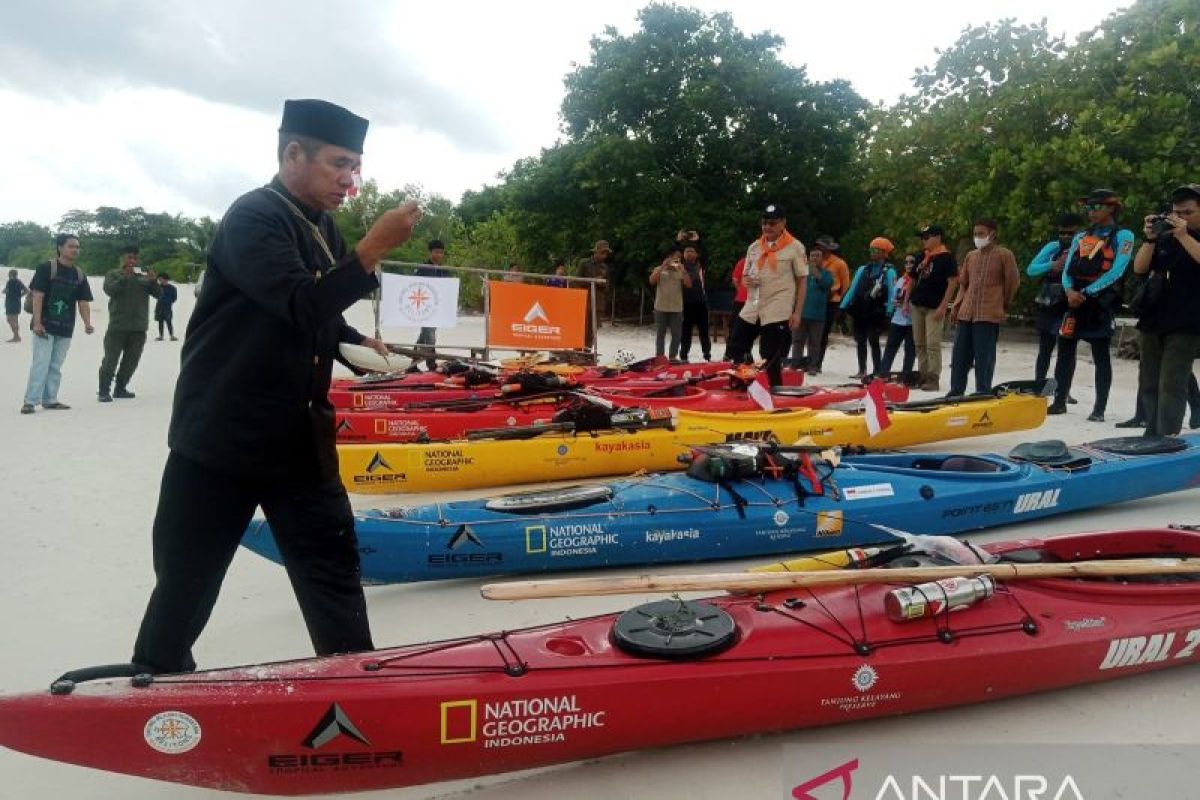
[0, 269, 1196, 800]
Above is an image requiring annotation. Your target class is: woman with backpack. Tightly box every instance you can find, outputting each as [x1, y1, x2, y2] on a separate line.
[839, 237, 897, 379]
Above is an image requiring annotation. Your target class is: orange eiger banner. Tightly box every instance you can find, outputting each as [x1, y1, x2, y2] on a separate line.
[487, 280, 589, 349]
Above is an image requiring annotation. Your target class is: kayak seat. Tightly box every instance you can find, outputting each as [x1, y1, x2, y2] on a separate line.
[1008, 440, 1092, 469]
[771, 386, 819, 397]
[996, 547, 1060, 564]
[911, 456, 1004, 473]
[1087, 436, 1187, 456]
[485, 485, 615, 514]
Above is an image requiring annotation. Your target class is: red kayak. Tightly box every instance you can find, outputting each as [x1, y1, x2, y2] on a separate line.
[2, 527, 1198, 795]
[334, 381, 910, 443]
[329, 365, 806, 410]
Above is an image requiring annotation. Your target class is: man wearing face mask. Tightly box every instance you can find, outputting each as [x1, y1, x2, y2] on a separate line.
[1129, 183, 1200, 436]
[1027, 213, 1084, 390]
[1047, 190, 1134, 421]
[946, 218, 1020, 397]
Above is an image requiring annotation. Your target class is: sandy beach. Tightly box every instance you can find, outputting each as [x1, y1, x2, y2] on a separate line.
[0, 268, 1196, 800]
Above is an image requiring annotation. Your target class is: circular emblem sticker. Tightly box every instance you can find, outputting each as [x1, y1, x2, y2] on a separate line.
[507, 416, 517, 426]
[557, 444, 569, 456]
[852, 665, 879, 693]
[773, 510, 789, 527]
[144, 711, 202, 754]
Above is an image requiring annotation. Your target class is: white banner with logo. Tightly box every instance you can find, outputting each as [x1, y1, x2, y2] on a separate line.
[379, 273, 460, 328]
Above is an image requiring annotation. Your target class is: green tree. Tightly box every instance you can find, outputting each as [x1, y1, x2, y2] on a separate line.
[0, 221, 52, 264]
[470, 3, 868, 298]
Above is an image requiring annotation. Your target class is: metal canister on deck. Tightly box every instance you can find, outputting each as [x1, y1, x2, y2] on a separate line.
[885, 575, 996, 622]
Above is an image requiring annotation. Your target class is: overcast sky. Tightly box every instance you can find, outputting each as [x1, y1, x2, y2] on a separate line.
[0, 0, 1130, 227]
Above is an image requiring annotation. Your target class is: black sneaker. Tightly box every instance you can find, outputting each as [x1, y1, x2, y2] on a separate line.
[1086, 411, 1105, 422]
[98, 392, 113, 403]
[20, 404, 34, 414]
[1067, 395, 1079, 405]
[1114, 417, 1146, 429]
[1047, 402, 1068, 415]
[113, 388, 135, 399]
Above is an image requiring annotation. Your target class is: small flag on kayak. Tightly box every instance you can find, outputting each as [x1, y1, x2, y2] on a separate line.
[748, 370, 774, 410]
[863, 379, 891, 437]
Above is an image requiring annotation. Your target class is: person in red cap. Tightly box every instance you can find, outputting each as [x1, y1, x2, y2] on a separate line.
[129, 99, 423, 675]
[839, 237, 897, 378]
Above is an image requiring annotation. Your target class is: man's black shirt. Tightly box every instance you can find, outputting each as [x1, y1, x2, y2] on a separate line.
[168, 178, 377, 481]
[1138, 232, 1200, 336]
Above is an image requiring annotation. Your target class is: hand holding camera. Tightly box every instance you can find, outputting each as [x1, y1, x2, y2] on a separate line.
[1145, 211, 1185, 241]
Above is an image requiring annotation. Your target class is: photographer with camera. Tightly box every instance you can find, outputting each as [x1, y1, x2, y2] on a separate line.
[1130, 184, 1200, 436]
[650, 243, 693, 360]
[98, 245, 159, 402]
[1047, 190, 1134, 421]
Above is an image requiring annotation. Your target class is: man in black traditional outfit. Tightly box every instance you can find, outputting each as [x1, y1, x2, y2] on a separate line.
[131, 99, 422, 673]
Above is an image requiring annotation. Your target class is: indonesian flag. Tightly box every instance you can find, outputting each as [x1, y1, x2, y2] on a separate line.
[348, 169, 363, 198]
[748, 370, 774, 410]
[863, 379, 892, 437]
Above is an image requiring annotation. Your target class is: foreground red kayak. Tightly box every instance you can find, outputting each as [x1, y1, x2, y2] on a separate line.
[335, 380, 908, 442]
[2, 528, 1198, 795]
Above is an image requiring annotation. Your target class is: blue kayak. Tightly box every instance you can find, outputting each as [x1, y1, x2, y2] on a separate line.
[241, 434, 1200, 583]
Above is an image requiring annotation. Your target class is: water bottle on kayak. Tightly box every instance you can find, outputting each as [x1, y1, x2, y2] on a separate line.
[885, 575, 996, 622]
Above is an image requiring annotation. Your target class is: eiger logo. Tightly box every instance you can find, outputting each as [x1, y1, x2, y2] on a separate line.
[366, 452, 393, 473]
[447, 525, 484, 550]
[523, 302, 550, 324]
[336, 418, 354, 434]
[302, 703, 371, 749]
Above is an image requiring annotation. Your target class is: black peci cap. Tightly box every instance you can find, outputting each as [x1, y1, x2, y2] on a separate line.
[279, 99, 369, 154]
[761, 203, 786, 220]
[918, 224, 945, 238]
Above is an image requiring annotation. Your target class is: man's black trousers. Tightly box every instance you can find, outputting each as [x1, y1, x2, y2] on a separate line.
[132, 451, 373, 673]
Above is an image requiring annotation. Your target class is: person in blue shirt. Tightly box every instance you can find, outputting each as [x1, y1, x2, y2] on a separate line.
[1026, 213, 1083, 390]
[840, 237, 897, 379]
[1046, 190, 1135, 421]
[789, 245, 835, 372]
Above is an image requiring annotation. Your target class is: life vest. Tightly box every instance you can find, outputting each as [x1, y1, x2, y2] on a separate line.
[1065, 230, 1116, 292]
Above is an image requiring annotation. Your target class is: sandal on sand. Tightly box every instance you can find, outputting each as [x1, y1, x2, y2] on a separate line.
[43, 402, 71, 410]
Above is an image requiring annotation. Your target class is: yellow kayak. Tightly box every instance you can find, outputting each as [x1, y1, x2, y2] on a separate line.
[338, 382, 1049, 493]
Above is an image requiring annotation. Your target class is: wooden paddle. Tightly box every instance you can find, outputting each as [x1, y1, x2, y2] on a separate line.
[480, 558, 1200, 600]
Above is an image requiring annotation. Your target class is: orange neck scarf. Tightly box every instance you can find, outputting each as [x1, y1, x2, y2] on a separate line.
[756, 229, 797, 271]
[919, 243, 949, 274]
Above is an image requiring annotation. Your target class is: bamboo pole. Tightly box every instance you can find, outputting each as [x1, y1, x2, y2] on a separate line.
[480, 558, 1200, 600]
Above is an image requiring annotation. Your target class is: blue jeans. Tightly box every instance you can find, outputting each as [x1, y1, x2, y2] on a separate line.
[24, 333, 73, 406]
[949, 321, 999, 396]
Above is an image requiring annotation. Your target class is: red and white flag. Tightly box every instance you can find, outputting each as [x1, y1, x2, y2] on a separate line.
[862, 379, 891, 437]
[748, 370, 774, 410]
